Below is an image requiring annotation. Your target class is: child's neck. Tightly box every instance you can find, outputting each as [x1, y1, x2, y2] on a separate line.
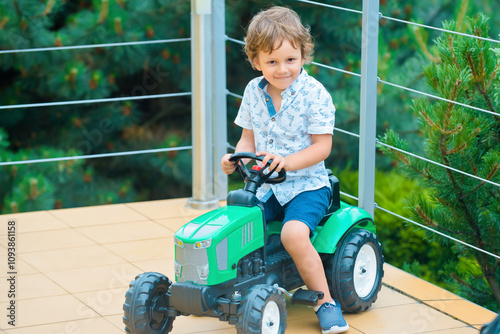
[267, 84, 284, 112]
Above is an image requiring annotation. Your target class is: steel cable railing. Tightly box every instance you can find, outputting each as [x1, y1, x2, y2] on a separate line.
[0, 146, 192, 167]
[0, 38, 191, 55]
[0, 92, 192, 110]
[380, 14, 500, 45]
[0, 37, 191, 162]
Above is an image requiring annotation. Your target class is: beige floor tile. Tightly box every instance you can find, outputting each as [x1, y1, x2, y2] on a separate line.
[347, 302, 470, 334]
[20, 244, 126, 272]
[74, 287, 128, 317]
[103, 237, 174, 262]
[131, 257, 175, 279]
[17, 228, 95, 253]
[154, 216, 199, 233]
[287, 315, 364, 334]
[167, 314, 233, 334]
[383, 264, 462, 302]
[76, 220, 173, 244]
[195, 329, 237, 334]
[48, 204, 148, 227]
[3, 317, 123, 334]
[126, 198, 217, 220]
[371, 285, 418, 309]
[0, 211, 67, 235]
[0, 273, 67, 303]
[426, 299, 497, 327]
[45, 263, 141, 294]
[426, 327, 482, 333]
[104, 314, 125, 331]
[0, 294, 98, 328]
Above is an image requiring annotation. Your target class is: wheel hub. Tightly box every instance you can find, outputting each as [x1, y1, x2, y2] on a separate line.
[354, 244, 378, 298]
[149, 291, 167, 329]
[262, 300, 280, 334]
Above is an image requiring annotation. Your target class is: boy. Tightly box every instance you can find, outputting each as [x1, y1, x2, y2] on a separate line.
[221, 6, 348, 334]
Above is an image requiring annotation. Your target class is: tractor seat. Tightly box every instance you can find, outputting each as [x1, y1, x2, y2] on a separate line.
[318, 169, 341, 226]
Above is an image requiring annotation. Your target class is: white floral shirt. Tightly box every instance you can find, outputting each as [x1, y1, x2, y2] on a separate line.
[235, 68, 335, 205]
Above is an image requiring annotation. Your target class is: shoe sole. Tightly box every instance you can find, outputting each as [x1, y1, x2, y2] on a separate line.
[322, 324, 349, 334]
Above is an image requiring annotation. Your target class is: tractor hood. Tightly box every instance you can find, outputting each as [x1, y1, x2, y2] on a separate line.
[175, 205, 263, 241]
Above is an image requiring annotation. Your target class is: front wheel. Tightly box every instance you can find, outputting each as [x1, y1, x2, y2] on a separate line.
[325, 228, 384, 313]
[236, 285, 287, 334]
[123, 272, 175, 334]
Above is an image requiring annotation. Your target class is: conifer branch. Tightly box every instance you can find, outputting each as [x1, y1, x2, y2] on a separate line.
[466, 53, 499, 122]
[413, 26, 439, 63]
[445, 142, 466, 155]
[39, 0, 56, 17]
[414, 205, 455, 235]
[450, 273, 480, 292]
[448, 35, 461, 71]
[464, 162, 499, 197]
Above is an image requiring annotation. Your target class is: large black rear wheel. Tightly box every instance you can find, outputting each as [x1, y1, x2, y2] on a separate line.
[325, 228, 384, 313]
[123, 272, 175, 334]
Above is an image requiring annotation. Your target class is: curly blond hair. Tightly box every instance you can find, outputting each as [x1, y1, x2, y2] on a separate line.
[244, 6, 314, 70]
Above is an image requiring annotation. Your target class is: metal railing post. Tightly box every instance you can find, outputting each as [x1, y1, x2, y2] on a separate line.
[187, 0, 220, 209]
[358, 0, 380, 217]
[212, 0, 228, 200]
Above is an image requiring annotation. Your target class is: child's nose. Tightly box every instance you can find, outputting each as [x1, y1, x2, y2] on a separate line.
[277, 63, 287, 73]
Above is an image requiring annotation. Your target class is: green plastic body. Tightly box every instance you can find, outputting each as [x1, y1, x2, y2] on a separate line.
[174, 201, 374, 286]
[266, 201, 375, 253]
[174, 205, 264, 286]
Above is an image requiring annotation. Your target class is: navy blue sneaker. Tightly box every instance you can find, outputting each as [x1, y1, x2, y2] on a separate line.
[315, 301, 349, 333]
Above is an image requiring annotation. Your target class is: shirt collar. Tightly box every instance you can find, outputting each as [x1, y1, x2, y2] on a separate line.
[257, 68, 308, 97]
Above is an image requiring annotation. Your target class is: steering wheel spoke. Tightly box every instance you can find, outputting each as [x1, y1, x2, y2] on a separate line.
[229, 152, 286, 186]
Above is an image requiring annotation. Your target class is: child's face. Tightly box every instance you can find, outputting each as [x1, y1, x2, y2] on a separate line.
[254, 39, 305, 94]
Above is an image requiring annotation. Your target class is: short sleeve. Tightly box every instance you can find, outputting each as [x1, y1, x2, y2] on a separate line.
[307, 85, 335, 135]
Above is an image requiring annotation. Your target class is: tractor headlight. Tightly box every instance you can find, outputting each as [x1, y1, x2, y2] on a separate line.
[197, 264, 209, 280]
[174, 260, 182, 277]
[174, 237, 184, 248]
[194, 238, 212, 249]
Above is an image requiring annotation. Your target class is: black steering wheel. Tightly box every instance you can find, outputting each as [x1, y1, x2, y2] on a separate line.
[229, 152, 286, 186]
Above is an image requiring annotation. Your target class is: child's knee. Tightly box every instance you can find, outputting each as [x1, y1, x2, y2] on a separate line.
[281, 220, 310, 248]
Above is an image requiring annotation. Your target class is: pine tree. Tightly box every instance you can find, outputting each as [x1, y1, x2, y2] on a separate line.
[379, 14, 500, 309]
[0, 0, 192, 213]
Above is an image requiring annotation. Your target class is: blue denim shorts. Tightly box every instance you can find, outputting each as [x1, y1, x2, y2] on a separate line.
[262, 186, 331, 234]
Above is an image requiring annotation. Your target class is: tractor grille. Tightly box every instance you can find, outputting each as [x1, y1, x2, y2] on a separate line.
[176, 243, 208, 284]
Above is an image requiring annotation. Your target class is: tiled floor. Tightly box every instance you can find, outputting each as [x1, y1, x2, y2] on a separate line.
[0, 198, 496, 333]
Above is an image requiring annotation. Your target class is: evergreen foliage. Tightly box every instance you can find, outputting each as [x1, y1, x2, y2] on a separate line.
[379, 15, 500, 310]
[0, 0, 192, 213]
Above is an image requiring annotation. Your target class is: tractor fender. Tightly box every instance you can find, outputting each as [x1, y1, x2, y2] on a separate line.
[312, 202, 375, 254]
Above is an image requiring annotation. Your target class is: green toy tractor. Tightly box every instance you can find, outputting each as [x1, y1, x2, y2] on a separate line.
[123, 152, 384, 334]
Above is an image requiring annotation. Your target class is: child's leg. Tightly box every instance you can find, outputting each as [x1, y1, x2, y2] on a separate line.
[281, 219, 333, 305]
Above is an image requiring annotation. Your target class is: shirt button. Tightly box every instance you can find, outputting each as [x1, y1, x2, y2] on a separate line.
[291, 92, 296, 95]
[271, 117, 276, 122]
[269, 139, 273, 144]
[265, 98, 269, 102]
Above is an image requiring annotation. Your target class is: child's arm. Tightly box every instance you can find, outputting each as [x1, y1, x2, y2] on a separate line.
[221, 128, 256, 175]
[257, 133, 332, 172]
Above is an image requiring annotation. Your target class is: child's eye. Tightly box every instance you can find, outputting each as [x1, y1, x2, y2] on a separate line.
[287, 58, 296, 62]
[268, 60, 276, 64]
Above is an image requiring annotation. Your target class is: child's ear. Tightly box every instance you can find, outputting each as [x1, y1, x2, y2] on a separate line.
[253, 57, 262, 71]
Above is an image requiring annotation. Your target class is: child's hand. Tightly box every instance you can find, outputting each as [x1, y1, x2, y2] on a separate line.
[257, 151, 287, 172]
[221, 153, 237, 175]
